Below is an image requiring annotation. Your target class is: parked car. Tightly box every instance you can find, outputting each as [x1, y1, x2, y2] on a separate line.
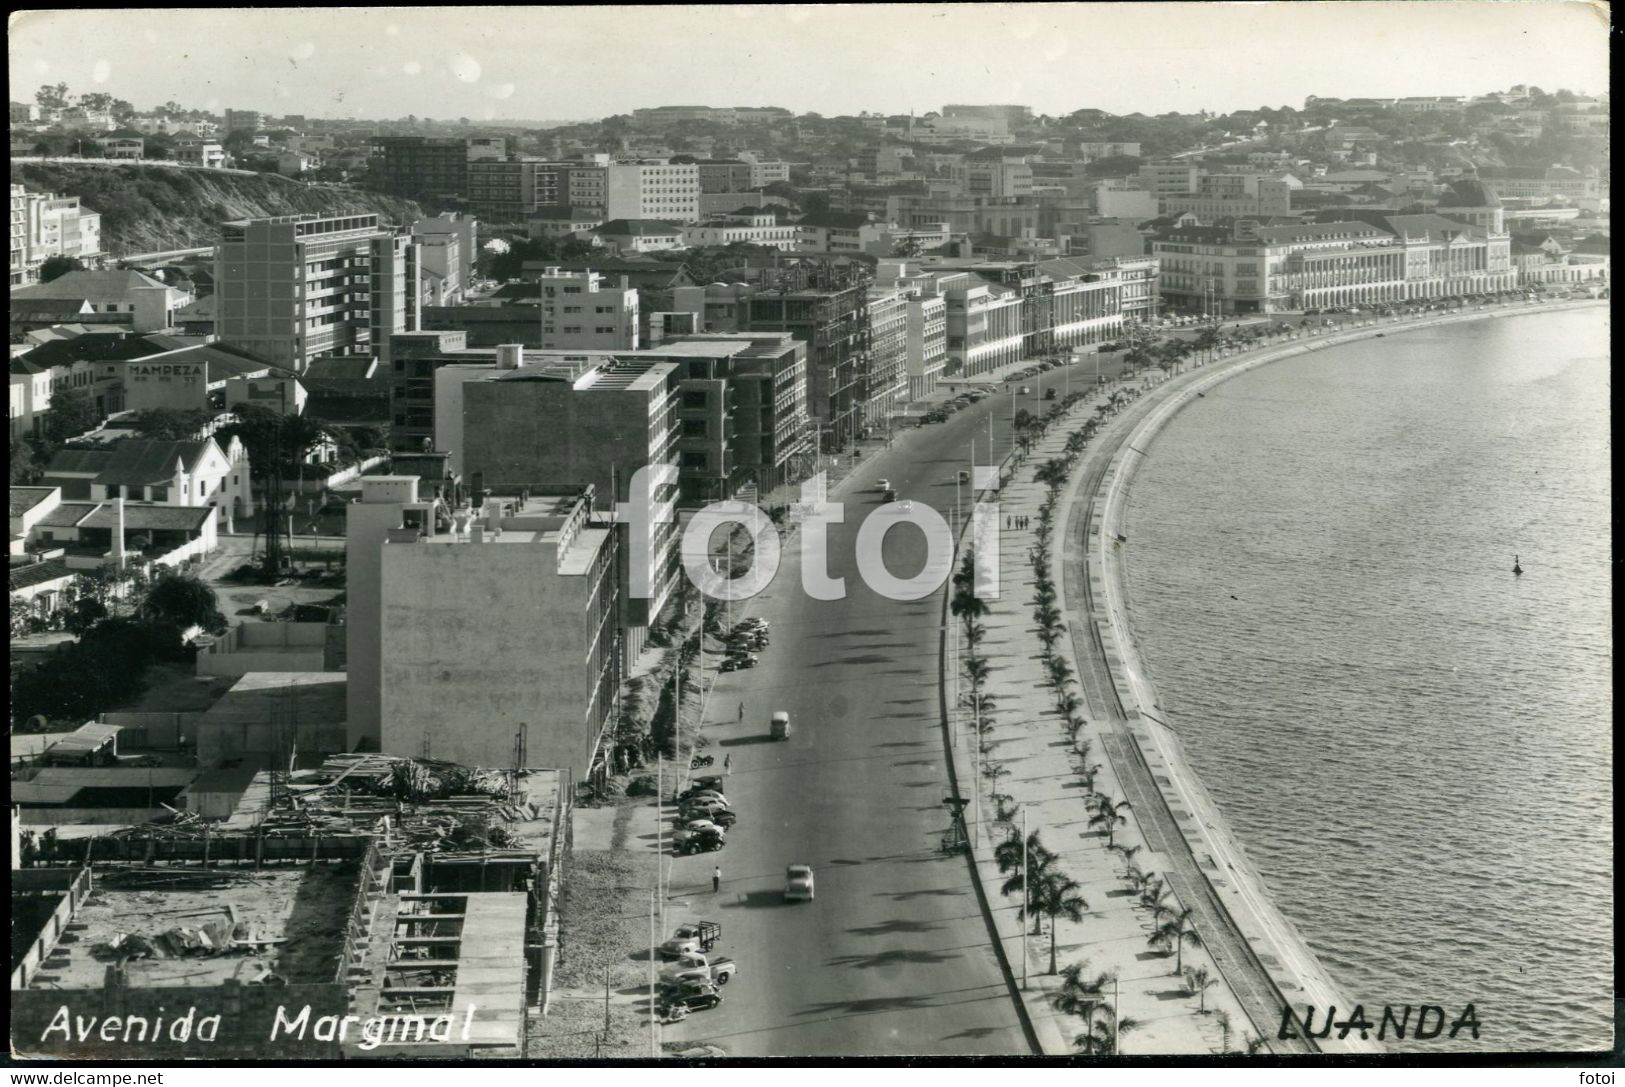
[658, 982, 723, 1013]
[882, 488, 897, 502]
[680, 809, 736, 829]
[770, 710, 792, 741]
[720, 654, 757, 672]
[677, 786, 728, 804]
[677, 827, 726, 855]
[681, 797, 732, 819]
[785, 864, 815, 902]
[876, 478, 891, 492]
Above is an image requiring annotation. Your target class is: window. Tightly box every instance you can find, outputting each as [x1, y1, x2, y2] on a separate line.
[682, 419, 707, 437]
[596, 326, 615, 334]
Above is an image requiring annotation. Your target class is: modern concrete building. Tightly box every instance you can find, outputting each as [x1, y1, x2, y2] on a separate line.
[640, 332, 810, 503]
[441, 353, 682, 649]
[863, 286, 908, 428]
[604, 160, 701, 222]
[9, 186, 103, 285]
[215, 213, 417, 373]
[681, 213, 799, 251]
[222, 109, 262, 134]
[743, 280, 869, 450]
[535, 267, 639, 350]
[345, 475, 442, 751]
[372, 136, 470, 201]
[379, 488, 620, 780]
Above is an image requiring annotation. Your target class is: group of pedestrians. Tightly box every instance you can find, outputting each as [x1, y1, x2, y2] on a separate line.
[1006, 515, 1031, 530]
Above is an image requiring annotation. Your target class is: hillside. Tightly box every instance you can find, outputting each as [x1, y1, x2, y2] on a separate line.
[11, 162, 423, 256]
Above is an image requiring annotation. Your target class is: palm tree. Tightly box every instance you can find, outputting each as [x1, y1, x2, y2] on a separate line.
[962, 655, 991, 689]
[1088, 793, 1130, 848]
[1143, 876, 1173, 915]
[951, 584, 989, 631]
[1033, 603, 1061, 629]
[998, 836, 1061, 935]
[1056, 691, 1083, 721]
[1034, 870, 1089, 974]
[1055, 961, 1115, 1051]
[965, 622, 987, 648]
[1111, 843, 1142, 873]
[1184, 965, 1216, 1013]
[1150, 906, 1201, 975]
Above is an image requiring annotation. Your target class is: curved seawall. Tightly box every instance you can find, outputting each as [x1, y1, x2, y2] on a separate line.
[1079, 299, 1605, 1052]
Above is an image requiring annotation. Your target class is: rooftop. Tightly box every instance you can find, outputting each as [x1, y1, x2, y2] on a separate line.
[25, 864, 359, 990]
[9, 486, 58, 518]
[10, 269, 172, 302]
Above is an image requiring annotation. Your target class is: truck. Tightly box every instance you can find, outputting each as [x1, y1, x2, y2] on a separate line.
[657, 921, 720, 959]
[659, 951, 738, 987]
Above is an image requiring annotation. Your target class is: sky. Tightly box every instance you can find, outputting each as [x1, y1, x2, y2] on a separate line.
[7, 3, 1612, 124]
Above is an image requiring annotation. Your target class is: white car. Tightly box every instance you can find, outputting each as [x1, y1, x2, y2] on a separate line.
[785, 864, 815, 902]
[897, 499, 913, 513]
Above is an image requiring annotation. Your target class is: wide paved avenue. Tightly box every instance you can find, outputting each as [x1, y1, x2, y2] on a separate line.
[662, 369, 1102, 1056]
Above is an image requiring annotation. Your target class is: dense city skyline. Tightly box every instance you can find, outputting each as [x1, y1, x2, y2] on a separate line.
[9, 3, 1610, 123]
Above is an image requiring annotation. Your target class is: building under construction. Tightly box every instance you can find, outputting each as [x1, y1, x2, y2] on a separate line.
[11, 754, 567, 1060]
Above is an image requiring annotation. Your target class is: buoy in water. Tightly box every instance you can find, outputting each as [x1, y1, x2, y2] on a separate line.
[1513, 555, 1523, 576]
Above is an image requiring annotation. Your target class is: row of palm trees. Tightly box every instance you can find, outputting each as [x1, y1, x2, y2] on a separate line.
[1008, 367, 1266, 1056]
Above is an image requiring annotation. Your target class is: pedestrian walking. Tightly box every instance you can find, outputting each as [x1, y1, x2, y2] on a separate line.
[737, 701, 745, 722]
[713, 866, 722, 893]
[723, 753, 732, 775]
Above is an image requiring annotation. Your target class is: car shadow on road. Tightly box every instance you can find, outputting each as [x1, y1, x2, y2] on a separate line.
[720, 890, 795, 910]
[827, 947, 960, 970]
[845, 917, 943, 937]
[875, 886, 967, 901]
[716, 735, 779, 747]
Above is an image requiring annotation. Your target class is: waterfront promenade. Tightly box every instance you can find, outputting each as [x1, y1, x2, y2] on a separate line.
[944, 297, 1604, 1054]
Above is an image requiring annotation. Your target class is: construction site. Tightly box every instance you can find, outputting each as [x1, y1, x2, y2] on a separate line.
[11, 753, 567, 1060]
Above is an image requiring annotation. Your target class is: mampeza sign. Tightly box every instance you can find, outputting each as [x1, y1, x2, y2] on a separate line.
[127, 362, 206, 380]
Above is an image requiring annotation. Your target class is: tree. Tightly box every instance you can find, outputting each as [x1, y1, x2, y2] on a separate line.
[217, 404, 331, 481]
[10, 433, 38, 484]
[1034, 870, 1089, 974]
[62, 597, 107, 636]
[44, 387, 101, 444]
[36, 83, 72, 112]
[38, 254, 85, 283]
[127, 407, 214, 441]
[1055, 961, 1116, 1052]
[1184, 965, 1216, 1013]
[998, 834, 1061, 935]
[1150, 906, 1201, 975]
[1088, 793, 1131, 848]
[140, 570, 228, 635]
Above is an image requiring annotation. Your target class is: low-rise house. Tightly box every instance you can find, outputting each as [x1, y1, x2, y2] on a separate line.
[591, 219, 684, 254]
[41, 435, 254, 527]
[10, 269, 192, 334]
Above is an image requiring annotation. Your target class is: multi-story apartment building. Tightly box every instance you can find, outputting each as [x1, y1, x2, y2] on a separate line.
[1087, 255, 1161, 324]
[797, 212, 890, 254]
[863, 286, 909, 428]
[466, 158, 544, 222]
[222, 109, 261, 134]
[215, 213, 417, 372]
[11, 184, 36, 286]
[743, 281, 869, 449]
[378, 486, 622, 779]
[1137, 161, 1200, 197]
[697, 160, 755, 194]
[10, 186, 102, 285]
[641, 333, 809, 503]
[1077, 141, 1142, 160]
[372, 136, 470, 201]
[604, 160, 701, 223]
[536, 267, 639, 351]
[445, 352, 682, 652]
[412, 213, 478, 291]
[876, 262, 950, 400]
[466, 136, 507, 161]
[952, 154, 1035, 200]
[741, 155, 792, 188]
[1162, 173, 1295, 222]
[941, 275, 1025, 377]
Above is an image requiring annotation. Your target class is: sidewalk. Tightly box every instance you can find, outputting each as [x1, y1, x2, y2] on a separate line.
[945, 374, 1249, 1056]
